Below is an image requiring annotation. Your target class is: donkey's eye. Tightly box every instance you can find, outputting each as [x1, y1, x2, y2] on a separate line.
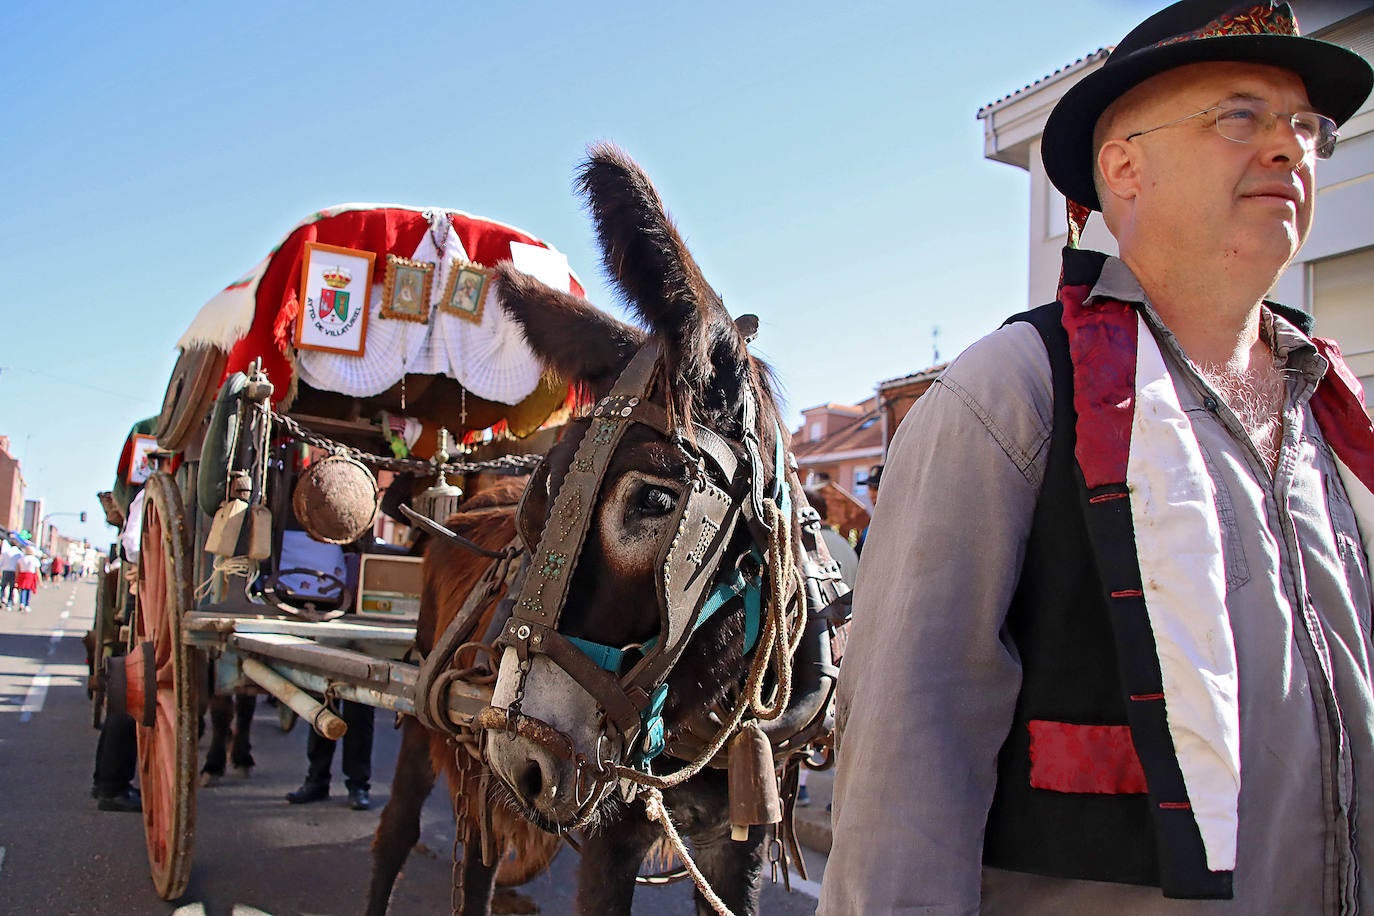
[635, 484, 678, 518]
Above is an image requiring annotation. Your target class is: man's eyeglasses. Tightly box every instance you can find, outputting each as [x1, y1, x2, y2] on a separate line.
[1124, 101, 1339, 160]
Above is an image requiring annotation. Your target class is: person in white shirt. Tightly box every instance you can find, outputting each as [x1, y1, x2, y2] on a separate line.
[14, 548, 41, 611]
[1, 537, 21, 609]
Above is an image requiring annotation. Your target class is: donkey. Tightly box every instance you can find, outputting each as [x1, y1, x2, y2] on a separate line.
[199, 691, 255, 784]
[479, 146, 846, 915]
[367, 477, 560, 916]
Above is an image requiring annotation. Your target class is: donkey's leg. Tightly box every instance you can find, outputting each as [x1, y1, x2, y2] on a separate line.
[576, 807, 662, 916]
[687, 824, 767, 916]
[230, 693, 256, 773]
[455, 818, 498, 916]
[366, 716, 436, 916]
[662, 772, 766, 916]
[201, 694, 231, 783]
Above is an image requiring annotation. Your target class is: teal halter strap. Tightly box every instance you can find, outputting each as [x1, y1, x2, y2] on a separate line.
[556, 423, 789, 766]
[565, 423, 785, 675]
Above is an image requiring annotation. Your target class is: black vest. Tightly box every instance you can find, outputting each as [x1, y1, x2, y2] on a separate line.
[982, 249, 1233, 900]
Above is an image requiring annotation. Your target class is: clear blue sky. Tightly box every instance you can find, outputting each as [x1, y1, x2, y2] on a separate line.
[0, 0, 1152, 548]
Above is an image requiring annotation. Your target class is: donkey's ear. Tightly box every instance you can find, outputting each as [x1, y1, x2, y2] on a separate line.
[577, 144, 734, 408]
[495, 262, 645, 397]
[577, 145, 713, 327]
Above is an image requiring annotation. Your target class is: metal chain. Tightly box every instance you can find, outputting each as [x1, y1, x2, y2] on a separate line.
[269, 409, 542, 476]
[451, 745, 465, 916]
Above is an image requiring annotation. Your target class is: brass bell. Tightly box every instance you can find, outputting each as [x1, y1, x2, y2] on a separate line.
[411, 428, 464, 524]
[727, 723, 782, 841]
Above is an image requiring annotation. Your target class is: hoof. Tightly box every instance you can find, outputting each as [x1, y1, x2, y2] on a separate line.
[233, 764, 253, 779]
[200, 771, 222, 788]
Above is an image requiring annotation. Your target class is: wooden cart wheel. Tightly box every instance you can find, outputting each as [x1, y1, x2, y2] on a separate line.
[134, 471, 198, 901]
[88, 567, 113, 728]
[153, 344, 227, 453]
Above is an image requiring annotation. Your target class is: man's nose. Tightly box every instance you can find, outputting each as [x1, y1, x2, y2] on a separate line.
[1260, 112, 1315, 165]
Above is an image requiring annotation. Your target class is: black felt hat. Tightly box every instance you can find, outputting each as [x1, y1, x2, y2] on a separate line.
[1042, 0, 1373, 211]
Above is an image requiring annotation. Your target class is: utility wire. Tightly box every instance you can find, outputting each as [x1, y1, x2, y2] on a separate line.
[0, 365, 157, 405]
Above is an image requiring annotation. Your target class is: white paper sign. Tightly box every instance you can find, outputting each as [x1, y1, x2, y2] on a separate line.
[296, 243, 375, 356]
[509, 242, 571, 292]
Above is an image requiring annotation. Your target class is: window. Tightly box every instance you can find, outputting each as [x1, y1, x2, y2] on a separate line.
[809, 422, 823, 441]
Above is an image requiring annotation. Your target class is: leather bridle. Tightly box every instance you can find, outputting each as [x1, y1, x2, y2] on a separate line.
[477, 340, 799, 794]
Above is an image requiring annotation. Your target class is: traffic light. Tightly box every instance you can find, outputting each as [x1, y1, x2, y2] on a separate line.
[80, 511, 88, 523]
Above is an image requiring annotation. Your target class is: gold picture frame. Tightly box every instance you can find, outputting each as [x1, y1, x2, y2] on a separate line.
[381, 255, 435, 324]
[440, 260, 492, 324]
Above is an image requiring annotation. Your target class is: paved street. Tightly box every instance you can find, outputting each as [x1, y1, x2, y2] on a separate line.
[0, 578, 823, 915]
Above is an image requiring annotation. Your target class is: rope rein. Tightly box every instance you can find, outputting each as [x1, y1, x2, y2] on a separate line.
[643, 787, 737, 916]
[612, 495, 805, 792]
[613, 496, 808, 913]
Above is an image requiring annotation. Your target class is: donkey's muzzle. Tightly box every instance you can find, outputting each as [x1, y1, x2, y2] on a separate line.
[479, 706, 614, 828]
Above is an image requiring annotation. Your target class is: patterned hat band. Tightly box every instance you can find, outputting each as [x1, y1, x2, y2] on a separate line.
[1150, 1, 1299, 50]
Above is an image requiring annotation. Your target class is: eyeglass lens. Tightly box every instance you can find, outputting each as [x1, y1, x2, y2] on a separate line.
[1214, 103, 1337, 158]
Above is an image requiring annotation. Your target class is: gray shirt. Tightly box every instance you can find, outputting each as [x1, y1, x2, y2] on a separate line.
[820, 258, 1374, 915]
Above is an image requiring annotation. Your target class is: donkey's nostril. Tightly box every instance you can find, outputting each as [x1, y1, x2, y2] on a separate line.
[517, 758, 544, 802]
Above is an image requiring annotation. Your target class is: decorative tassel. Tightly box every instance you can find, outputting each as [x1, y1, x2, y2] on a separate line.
[1067, 198, 1092, 250]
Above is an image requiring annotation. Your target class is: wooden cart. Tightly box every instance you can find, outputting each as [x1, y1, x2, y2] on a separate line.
[108, 205, 583, 900]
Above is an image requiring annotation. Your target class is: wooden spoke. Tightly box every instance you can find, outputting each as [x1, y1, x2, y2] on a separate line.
[134, 471, 198, 901]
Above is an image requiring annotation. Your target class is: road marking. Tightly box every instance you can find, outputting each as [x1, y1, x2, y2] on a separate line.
[172, 905, 206, 916]
[20, 674, 51, 722]
[0, 845, 6, 876]
[47, 625, 64, 657]
[788, 870, 822, 899]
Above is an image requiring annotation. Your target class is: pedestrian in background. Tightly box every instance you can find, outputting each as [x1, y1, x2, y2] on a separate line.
[285, 699, 376, 810]
[1, 536, 20, 610]
[824, 1, 1374, 912]
[14, 547, 41, 611]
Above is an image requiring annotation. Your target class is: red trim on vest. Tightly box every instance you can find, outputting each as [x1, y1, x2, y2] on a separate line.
[1061, 286, 1138, 489]
[1028, 719, 1149, 794]
[1311, 337, 1374, 494]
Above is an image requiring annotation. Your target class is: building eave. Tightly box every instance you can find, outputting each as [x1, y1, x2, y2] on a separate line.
[977, 48, 1111, 171]
[795, 445, 885, 466]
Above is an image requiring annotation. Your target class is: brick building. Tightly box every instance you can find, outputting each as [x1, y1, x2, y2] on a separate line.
[0, 436, 24, 533]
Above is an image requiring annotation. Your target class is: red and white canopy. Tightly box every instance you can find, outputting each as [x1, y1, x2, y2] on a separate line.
[176, 204, 585, 438]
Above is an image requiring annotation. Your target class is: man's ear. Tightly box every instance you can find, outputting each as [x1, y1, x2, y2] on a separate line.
[1096, 139, 1141, 205]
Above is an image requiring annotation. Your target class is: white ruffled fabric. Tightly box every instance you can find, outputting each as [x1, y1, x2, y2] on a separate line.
[295, 215, 569, 404]
[176, 255, 268, 351]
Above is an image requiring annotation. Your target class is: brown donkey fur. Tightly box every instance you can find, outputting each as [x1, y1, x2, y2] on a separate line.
[367, 477, 559, 915]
